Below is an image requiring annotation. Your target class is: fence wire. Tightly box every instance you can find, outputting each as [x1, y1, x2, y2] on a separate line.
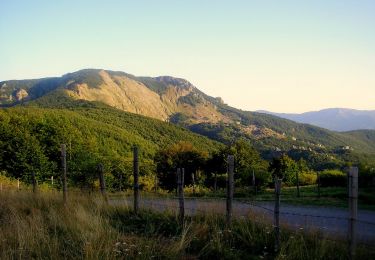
[116, 192, 375, 249]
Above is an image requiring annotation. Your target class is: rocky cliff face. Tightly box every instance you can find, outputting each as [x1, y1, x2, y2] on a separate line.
[14, 89, 29, 101]
[64, 70, 229, 124]
[0, 84, 29, 103]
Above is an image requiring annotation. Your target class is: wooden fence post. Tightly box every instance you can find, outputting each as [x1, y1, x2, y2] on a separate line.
[32, 172, 37, 193]
[176, 171, 178, 196]
[274, 178, 282, 252]
[97, 163, 108, 203]
[17, 178, 20, 190]
[226, 155, 234, 225]
[154, 174, 158, 193]
[51, 176, 54, 187]
[252, 169, 257, 196]
[348, 167, 358, 259]
[296, 171, 300, 197]
[177, 168, 185, 224]
[192, 172, 196, 195]
[61, 144, 67, 204]
[119, 174, 123, 192]
[317, 171, 321, 198]
[133, 145, 139, 214]
[214, 172, 217, 192]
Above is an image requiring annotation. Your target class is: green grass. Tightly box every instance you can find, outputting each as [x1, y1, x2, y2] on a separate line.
[1, 191, 374, 259]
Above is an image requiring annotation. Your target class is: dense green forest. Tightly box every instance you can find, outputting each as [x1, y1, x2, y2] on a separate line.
[1, 102, 374, 192]
[0, 104, 221, 190]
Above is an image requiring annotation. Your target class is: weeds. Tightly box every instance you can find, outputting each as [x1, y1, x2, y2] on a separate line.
[0, 191, 374, 259]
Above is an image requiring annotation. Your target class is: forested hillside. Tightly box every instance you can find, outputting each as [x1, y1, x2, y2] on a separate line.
[0, 102, 221, 188]
[2, 69, 374, 157]
[1, 68, 375, 182]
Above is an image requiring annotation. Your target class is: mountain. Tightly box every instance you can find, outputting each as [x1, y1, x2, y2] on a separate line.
[259, 108, 375, 132]
[1, 69, 375, 164]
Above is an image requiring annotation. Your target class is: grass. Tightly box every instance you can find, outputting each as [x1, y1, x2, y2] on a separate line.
[145, 184, 375, 211]
[1, 190, 374, 259]
[250, 185, 375, 210]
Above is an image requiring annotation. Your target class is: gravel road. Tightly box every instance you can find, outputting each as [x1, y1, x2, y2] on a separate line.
[111, 197, 375, 244]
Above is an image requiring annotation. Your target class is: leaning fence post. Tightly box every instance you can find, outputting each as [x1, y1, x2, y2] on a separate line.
[348, 167, 358, 259]
[226, 155, 234, 225]
[133, 145, 139, 214]
[274, 178, 282, 252]
[61, 144, 67, 204]
[97, 163, 108, 203]
[177, 168, 185, 224]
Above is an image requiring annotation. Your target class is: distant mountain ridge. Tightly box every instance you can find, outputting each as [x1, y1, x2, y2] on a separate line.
[1, 68, 375, 158]
[258, 108, 375, 132]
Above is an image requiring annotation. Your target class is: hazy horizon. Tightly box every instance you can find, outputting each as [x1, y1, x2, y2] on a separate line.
[1, 0, 374, 113]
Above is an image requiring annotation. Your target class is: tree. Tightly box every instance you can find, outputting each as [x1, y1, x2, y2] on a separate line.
[226, 139, 269, 186]
[269, 154, 298, 185]
[154, 141, 207, 190]
[205, 139, 270, 188]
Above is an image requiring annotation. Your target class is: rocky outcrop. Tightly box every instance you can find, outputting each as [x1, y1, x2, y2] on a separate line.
[14, 89, 29, 101]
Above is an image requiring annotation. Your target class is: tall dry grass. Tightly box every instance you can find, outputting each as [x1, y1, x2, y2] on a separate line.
[0, 191, 374, 259]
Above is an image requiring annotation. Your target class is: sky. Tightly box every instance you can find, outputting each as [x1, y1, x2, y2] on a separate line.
[0, 0, 374, 113]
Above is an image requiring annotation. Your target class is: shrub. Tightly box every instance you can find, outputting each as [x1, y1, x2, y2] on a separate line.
[299, 171, 317, 186]
[184, 185, 211, 196]
[319, 169, 346, 187]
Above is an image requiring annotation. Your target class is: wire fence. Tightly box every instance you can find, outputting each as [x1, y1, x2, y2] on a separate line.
[113, 190, 375, 251]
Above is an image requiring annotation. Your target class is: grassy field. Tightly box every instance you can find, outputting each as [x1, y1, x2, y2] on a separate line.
[1, 191, 374, 259]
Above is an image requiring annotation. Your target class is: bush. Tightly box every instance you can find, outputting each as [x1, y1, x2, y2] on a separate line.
[319, 169, 346, 187]
[299, 171, 317, 186]
[184, 185, 211, 196]
[254, 171, 272, 189]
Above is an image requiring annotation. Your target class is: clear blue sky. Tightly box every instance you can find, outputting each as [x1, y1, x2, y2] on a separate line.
[1, 0, 374, 112]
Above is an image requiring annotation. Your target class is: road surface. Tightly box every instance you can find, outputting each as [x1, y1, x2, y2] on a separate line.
[111, 197, 375, 244]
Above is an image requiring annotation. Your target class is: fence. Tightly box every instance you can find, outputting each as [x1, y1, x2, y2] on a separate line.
[124, 151, 374, 256]
[1, 144, 375, 257]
